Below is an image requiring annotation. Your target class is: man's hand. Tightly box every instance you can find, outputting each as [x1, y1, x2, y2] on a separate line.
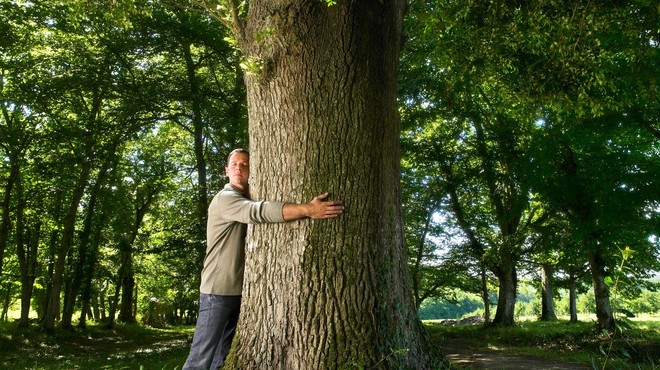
[307, 192, 344, 219]
[282, 192, 344, 221]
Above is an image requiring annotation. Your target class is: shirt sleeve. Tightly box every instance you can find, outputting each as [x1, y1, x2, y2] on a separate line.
[214, 187, 285, 224]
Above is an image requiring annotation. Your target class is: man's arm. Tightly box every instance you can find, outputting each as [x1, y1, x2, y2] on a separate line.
[282, 192, 344, 221]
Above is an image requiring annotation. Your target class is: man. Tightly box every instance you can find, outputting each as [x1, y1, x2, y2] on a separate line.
[182, 148, 344, 370]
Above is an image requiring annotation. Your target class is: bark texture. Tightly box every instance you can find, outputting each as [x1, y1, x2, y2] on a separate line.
[226, 1, 431, 368]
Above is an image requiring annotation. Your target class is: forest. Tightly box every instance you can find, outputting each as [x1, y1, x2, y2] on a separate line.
[1, 0, 659, 368]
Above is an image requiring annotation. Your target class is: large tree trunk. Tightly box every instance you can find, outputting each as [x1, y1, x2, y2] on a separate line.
[540, 264, 557, 321]
[226, 1, 431, 368]
[588, 250, 615, 331]
[491, 260, 517, 326]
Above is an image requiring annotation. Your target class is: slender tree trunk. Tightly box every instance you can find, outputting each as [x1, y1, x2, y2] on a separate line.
[133, 284, 138, 319]
[481, 264, 490, 324]
[39, 186, 64, 324]
[118, 239, 136, 323]
[559, 147, 613, 329]
[411, 203, 435, 309]
[181, 39, 209, 274]
[540, 264, 557, 321]
[226, 1, 431, 368]
[62, 252, 77, 329]
[117, 189, 156, 323]
[569, 273, 578, 323]
[0, 161, 19, 278]
[1, 282, 12, 321]
[588, 250, 615, 331]
[18, 224, 39, 328]
[91, 292, 101, 321]
[78, 212, 106, 327]
[99, 289, 107, 321]
[107, 275, 122, 329]
[62, 156, 113, 329]
[16, 177, 39, 328]
[43, 160, 91, 331]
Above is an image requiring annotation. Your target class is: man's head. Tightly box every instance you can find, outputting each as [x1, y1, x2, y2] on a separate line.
[225, 148, 249, 193]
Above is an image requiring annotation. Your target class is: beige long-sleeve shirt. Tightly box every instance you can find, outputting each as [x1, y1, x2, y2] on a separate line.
[200, 184, 285, 295]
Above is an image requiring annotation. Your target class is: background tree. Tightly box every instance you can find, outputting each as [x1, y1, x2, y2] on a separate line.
[401, 149, 481, 309]
[399, 0, 659, 330]
[522, 0, 660, 330]
[0, 0, 248, 331]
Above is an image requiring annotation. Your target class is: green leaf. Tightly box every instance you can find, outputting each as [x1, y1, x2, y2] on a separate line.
[604, 276, 614, 287]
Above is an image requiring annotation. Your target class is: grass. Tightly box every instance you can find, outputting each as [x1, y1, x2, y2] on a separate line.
[425, 316, 660, 369]
[0, 321, 193, 370]
[1, 317, 658, 369]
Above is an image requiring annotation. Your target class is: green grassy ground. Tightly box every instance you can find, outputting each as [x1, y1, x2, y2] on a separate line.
[0, 317, 658, 369]
[0, 321, 192, 370]
[425, 316, 660, 369]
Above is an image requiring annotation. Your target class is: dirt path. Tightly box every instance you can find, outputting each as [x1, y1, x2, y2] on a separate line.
[440, 339, 592, 369]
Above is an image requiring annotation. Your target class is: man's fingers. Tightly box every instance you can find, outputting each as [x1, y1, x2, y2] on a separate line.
[314, 192, 329, 201]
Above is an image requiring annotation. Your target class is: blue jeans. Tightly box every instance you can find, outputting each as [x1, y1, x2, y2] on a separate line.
[182, 294, 241, 370]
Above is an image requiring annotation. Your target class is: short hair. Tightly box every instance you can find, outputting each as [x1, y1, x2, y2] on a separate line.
[226, 148, 249, 167]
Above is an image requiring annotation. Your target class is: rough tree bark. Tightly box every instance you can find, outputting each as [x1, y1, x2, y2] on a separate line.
[224, 0, 432, 368]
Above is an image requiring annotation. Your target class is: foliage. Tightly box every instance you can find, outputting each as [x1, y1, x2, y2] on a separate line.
[399, 0, 660, 329]
[1, 0, 246, 329]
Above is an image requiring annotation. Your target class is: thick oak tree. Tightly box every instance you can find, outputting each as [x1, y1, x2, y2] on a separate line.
[218, 0, 433, 368]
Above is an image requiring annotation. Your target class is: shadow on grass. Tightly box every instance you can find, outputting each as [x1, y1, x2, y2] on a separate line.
[0, 321, 194, 370]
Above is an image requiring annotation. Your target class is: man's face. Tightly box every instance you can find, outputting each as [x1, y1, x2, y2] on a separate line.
[225, 152, 250, 189]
